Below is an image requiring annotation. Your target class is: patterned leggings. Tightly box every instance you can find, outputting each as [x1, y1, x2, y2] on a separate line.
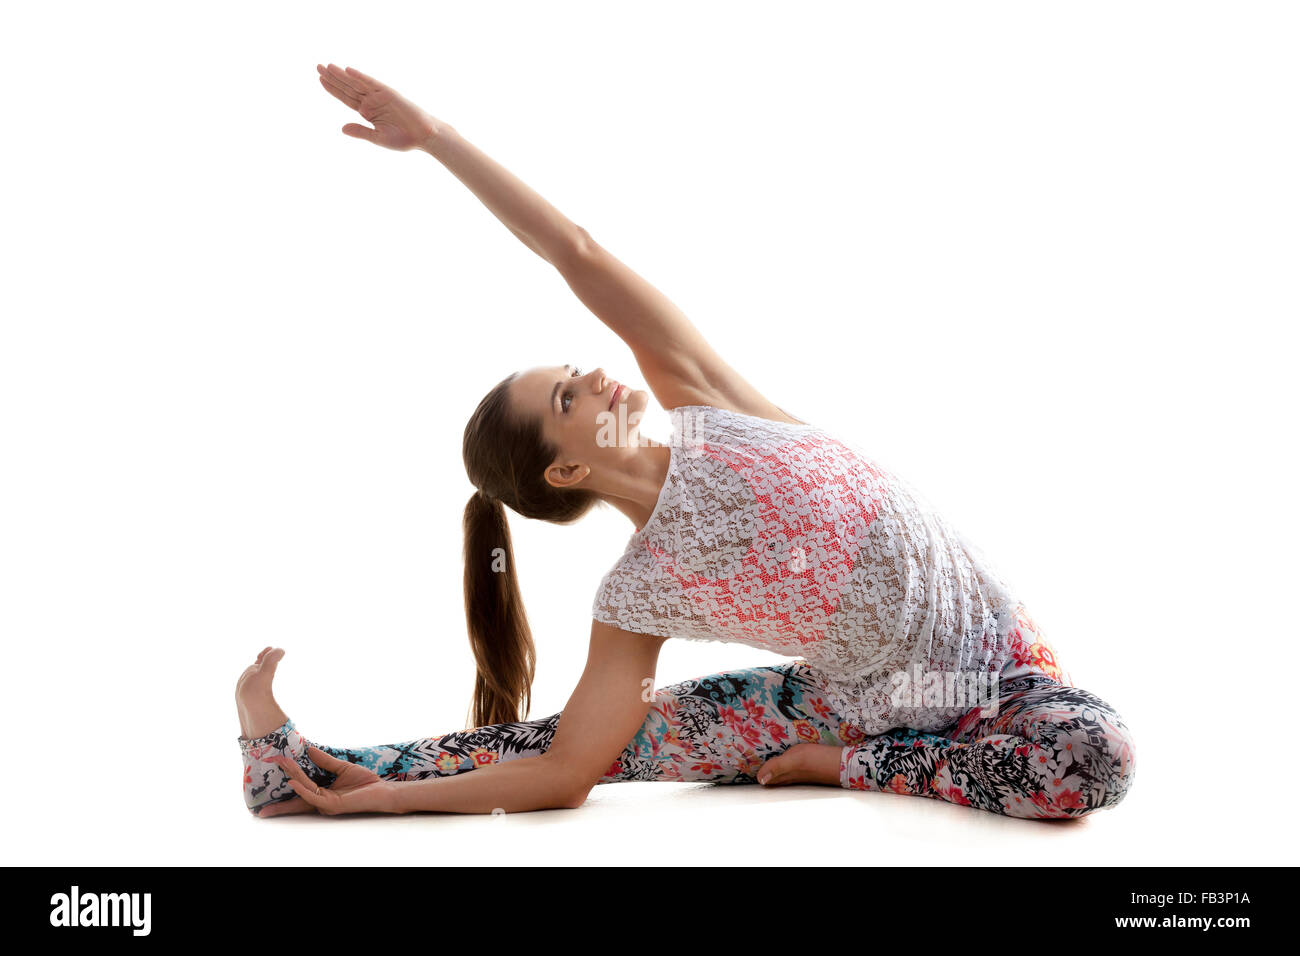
[239, 607, 1136, 820]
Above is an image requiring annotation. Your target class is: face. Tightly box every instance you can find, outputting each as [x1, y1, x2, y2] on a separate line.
[508, 364, 651, 493]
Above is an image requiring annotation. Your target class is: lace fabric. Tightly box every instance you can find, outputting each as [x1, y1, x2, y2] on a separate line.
[591, 405, 1024, 735]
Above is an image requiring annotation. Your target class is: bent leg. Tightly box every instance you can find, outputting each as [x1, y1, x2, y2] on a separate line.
[595, 659, 854, 784]
[839, 674, 1137, 819]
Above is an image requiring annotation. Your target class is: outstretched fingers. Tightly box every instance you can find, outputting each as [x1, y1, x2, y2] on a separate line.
[317, 67, 361, 109]
[302, 745, 350, 774]
[324, 63, 370, 98]
[272, 747, 358, 809]
[257, 796, 318, 818]
[343, 65, 383, 89]
[273, 754, 323, 801]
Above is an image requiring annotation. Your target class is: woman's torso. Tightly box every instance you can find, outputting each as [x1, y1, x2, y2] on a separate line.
[591, 404, 1026, 733]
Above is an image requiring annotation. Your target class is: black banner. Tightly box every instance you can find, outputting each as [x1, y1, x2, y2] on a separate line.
[12, 866, 1285, 941]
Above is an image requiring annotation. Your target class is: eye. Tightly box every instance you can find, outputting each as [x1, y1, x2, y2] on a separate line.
[561, 367, 582, 413]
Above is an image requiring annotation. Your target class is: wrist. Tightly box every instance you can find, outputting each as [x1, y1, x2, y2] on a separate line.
[419, 122, 457, 157]
[379, 779, 408, 814]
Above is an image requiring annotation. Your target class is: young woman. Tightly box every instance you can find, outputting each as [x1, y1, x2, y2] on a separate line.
[234, 64, 1136, 821]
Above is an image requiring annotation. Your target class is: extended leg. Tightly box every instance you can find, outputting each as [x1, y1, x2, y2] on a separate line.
[237, 655, 860, 815]
[239, 712, 567, 815]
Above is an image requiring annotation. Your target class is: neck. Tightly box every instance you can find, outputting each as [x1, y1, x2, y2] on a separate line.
[600, 440, 672, 531]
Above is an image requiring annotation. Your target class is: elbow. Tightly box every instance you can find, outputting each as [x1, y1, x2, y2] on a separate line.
[562, 784, 593, 810]
[572, 225, 595, 257]
[542, 755, 594, 810]
[556, 225, 596, 272]
[557, 766, 594, 809]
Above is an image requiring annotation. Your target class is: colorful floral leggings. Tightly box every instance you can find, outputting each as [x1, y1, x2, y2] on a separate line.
[239, 606, 1136, 820]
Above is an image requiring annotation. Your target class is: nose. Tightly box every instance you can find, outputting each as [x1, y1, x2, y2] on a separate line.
[591, 367, 608, 390]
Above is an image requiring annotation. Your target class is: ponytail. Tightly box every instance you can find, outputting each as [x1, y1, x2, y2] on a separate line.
[462, 490, 536, 728]
[460, 369, 601, 730]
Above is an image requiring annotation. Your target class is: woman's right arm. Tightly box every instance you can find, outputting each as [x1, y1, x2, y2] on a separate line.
[383, 620, 667, 813]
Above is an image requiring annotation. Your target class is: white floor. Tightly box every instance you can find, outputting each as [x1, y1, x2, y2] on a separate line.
[10, 609, 1293, 867]
[14, 743, 1278, 867]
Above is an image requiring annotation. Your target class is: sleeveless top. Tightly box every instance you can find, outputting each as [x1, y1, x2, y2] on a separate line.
[590, 404, 1026, 735]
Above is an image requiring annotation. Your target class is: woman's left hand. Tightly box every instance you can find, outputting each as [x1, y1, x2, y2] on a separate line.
[273, 747, 399, 815]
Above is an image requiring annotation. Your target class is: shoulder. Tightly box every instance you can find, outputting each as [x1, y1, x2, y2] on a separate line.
[667, 390, 809, 428]
[634, 346, 808, 428]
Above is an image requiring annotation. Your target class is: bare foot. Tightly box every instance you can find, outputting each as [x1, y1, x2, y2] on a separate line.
[756, 742, 843, 787]
[235, 646, 291, 740]
[235, 646, 273, 737]
[237, 647, 318, 818]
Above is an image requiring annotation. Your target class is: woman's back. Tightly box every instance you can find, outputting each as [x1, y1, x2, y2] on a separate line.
[592, 404, 1024, 734]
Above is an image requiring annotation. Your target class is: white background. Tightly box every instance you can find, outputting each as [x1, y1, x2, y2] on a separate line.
[2, 0, 1296, 865]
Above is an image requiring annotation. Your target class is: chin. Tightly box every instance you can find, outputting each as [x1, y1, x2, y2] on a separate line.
[605, 393, 643, 441]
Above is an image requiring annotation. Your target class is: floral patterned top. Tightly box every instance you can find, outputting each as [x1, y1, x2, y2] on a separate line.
[591, 404, 1027, 735]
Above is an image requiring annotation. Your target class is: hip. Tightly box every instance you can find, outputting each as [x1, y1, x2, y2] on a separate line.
[994, 602, 1072, 686]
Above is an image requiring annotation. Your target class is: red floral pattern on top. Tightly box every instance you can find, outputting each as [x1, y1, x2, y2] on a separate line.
[643, 434, 885, 646]
[592, 405, 1027, 737]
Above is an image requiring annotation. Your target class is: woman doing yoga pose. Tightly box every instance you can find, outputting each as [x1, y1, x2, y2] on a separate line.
[234, 64, 1136, 821]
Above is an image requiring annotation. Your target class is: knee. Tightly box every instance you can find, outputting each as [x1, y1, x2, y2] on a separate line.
[1073, 707, 1137, 813]
[1100, 718, 1137, 809]
[1012, 683, 1137, 816]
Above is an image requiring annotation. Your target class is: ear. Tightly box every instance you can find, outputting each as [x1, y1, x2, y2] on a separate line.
[545, 459, 591, 491]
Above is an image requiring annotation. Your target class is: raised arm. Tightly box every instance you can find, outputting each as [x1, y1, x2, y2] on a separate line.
[426, 120, 795, 419]
[429, 122, 799, 420]
[554, 231, 804, 422]
[316, 63, 801, 424]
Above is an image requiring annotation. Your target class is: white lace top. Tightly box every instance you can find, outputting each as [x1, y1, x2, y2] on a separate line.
[591, 404, 1026, 735]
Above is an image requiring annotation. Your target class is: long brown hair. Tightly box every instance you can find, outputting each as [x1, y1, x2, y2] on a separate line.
[461, 371, 600, 728]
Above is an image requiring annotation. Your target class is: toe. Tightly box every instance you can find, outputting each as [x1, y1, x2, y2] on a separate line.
[757, 754, 788, 785]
